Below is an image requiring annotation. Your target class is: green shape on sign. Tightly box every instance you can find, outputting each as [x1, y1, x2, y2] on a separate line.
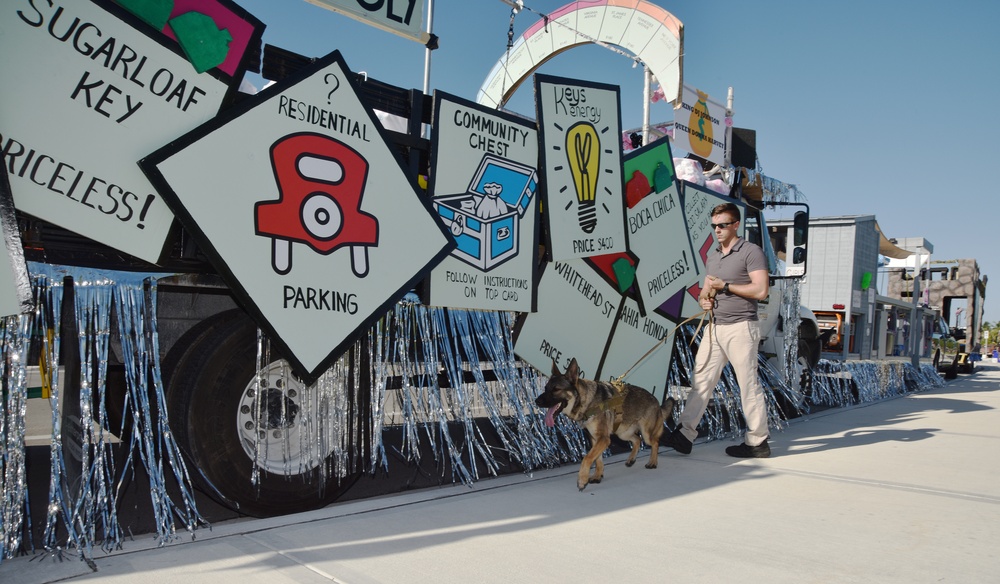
[612, 258, 636, 293]
[169, 12, 232, 74]
[116, 0, 174, 30]
[623, 140, 675, 197]
[653, 162, 675, 194]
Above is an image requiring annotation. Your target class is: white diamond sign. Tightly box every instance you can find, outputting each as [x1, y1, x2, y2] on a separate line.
[142, 51, 454, 383]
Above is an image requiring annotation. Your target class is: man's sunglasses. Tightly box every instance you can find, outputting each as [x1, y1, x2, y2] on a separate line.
[710, 221, 737, 229]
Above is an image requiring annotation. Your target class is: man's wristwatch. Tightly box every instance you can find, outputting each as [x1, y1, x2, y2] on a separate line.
[723, 282, 730, 295]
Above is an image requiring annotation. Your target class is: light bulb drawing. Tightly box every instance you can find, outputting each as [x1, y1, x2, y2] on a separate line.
[566, 122, 599, 233]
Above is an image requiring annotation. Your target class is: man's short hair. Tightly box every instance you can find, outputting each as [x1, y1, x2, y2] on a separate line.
[710, 202, 741, 221]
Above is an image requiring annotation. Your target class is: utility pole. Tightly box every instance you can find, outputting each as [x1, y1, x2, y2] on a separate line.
[642, 64, 651, 147]
[422, 0, 435, 138]
[910, 272, 921, 369]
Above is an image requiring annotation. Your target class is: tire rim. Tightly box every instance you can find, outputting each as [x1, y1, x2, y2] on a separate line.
[236, 361, 331, 475]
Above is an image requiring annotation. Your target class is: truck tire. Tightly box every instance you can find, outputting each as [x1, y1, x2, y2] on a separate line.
[162, 309, 247, 456]
[161, 308, 245, 392]
[774, 337, 820, 420]
[165, 310, 360, 517]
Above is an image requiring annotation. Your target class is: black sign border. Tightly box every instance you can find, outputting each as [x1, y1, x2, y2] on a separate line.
[533, 72, 629, 264]
[425, 90, 541, 313]
[0, 165, 33, 315]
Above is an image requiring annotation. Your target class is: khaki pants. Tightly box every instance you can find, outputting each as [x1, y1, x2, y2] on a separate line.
[677, 320, 769, 447]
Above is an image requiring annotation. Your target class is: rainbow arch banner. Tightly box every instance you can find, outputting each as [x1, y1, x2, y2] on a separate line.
[477, 0, 683, 109]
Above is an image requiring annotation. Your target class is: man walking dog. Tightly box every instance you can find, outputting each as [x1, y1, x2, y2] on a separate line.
[666, 202, 773, 458]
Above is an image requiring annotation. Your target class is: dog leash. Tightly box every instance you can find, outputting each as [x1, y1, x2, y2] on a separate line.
[580, 307, 713, 424]
[582, 295, 716, 421]
[610, 308, 713, 387]
[619, 285, 720, 382]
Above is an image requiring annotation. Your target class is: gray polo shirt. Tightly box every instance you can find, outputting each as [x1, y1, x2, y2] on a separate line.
[706, 237, 768, 324]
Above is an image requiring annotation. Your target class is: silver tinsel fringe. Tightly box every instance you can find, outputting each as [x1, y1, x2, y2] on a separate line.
[810, 360, 944, 409]
[0, 264, 207, 566]
[1, 313, 31, 560]
[249, 330, 357, 495]
[369, 302, 586, 483]
[1, 264, 947, 569]
[781, 279, 803, 389]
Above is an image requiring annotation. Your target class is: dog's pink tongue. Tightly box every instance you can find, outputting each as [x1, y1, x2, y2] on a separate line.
[545, 405, 559, 427]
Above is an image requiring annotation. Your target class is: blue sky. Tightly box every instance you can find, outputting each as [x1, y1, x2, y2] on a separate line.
[236, 0, 999, 324]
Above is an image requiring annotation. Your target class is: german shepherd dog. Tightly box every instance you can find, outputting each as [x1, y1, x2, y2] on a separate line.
[536, 358, 676, 491]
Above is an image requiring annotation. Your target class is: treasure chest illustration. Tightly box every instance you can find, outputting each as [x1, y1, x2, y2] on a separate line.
[434, 154, 537, 272]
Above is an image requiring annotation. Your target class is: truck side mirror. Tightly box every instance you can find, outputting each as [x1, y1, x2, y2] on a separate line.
[763, 201, 808, 279]
[793, 211, 808, 246]
[785, 209, 808, 277]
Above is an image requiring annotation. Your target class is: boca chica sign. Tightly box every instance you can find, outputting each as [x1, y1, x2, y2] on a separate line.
[141, 51, 454, 383]
[623, 142, 697, 317]
[0, 0, 261, 264]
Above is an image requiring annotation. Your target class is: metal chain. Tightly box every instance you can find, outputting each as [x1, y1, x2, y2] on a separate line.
[499, 5, 519, 108]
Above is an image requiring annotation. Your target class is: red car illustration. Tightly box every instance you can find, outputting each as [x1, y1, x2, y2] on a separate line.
[255, 132, 379, 277]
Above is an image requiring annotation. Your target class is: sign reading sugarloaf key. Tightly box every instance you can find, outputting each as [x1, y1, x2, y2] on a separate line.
[536, 74, 627, 261]
[141, 51, 454, 384]
[426, 92, 539, 312]
[0, 0, 261, 264]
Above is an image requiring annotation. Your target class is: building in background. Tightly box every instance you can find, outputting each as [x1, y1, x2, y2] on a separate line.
[887, 256, 987, 354]
[770, 217, 956, 362]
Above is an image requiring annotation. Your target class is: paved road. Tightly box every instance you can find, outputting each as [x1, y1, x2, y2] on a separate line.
[5, 365, 999, 583]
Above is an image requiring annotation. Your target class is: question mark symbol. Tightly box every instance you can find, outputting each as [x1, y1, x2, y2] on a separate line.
[324, 73, 340, 104]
